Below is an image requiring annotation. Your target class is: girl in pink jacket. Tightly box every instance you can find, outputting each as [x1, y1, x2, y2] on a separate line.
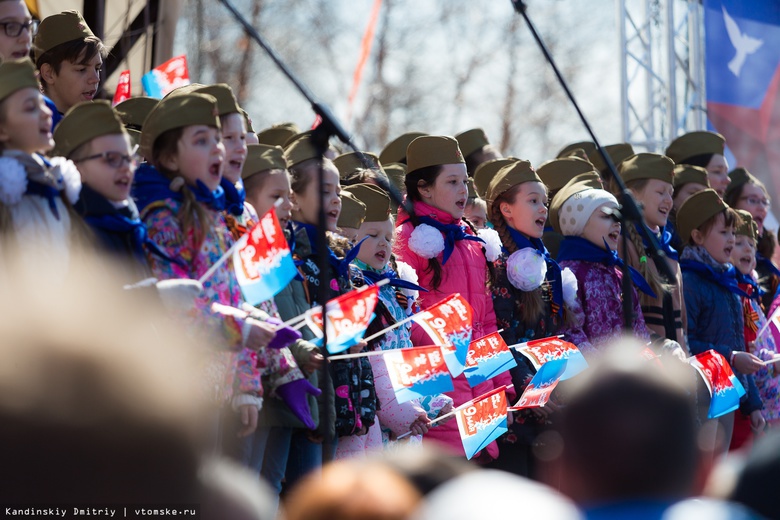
[393, 135, 513, 461]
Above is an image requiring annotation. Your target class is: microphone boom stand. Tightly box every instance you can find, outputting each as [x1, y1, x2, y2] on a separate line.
[511, 0, 675, 331]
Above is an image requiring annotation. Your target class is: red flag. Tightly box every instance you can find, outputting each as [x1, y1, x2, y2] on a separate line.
[412, 293, 473, 377]
[455, 386, 508, 459]
[233, 207, 297, 305]
[141, 55, 190, 98]
[305, 285, 380, 354]
[112, 70, 131, 106]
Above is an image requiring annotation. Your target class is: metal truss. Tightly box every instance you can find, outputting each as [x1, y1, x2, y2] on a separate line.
[618, 0, 707, 152]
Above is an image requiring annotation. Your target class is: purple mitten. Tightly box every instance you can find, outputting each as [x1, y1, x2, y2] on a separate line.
[276, 378, 322, 430]
[265, 317, 302, 350]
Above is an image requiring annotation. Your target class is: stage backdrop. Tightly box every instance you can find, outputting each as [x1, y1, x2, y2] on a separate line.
[705, 0, 780, 230]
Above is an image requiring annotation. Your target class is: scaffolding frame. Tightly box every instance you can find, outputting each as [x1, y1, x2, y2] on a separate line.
[618, 0, 707, 152]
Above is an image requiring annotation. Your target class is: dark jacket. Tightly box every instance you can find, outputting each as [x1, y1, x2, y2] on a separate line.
[74, 183, 152, 283]
[683, 261, 763, 413]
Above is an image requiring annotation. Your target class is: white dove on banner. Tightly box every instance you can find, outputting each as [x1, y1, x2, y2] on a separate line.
[723, 6, 764, 77]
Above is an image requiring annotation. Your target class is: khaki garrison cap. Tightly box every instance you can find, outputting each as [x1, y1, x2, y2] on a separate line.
[139, 93, 220, 160]
[455, 128, 490, 158]
[618, 153, 675, 185]
[53, 101, 126, 158]
[379, 131, 427, 165]
[537, 157, 596, 194]
[485, 160, 539, 221]
[0, 58, 38, 102]
[337, 191, 366, 230]
[673, 165, 710, 190]
[34, 10, 96, 62]
[676, 189, 728, 244]
[344, 183, 391, 223]
[665, 131, 725, 165]
[405, 136, 464, 175]
[241, 144, 287, 180]
[473, 158, 520, 199]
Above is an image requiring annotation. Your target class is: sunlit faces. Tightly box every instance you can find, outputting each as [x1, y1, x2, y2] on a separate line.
[691, 212, 735, 265]
[418, 163, 469, 220]
[463, 201, 487, 229]
[731, 234, 757, 276]
[581, 203, 621, 251]
[0, 0, 33, 60]
[673, 182, 707, 212]
[499, 181, 548, 239]
[246, 170, 293, 228]
[40, 50, 102, 113]
[0, 87, 53, 154]
[160, 125, 224, 191]
[74, 134, 134, 202]
[220, 113, 247, 183]
[633, 179, 673, 232]
[705, 154, 730, 198]
[291, 162, 342, 231]
[356, 218, 394, 271]
[735, 183, 770, 234]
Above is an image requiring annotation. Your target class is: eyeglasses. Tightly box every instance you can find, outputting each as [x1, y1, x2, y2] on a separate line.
[0, 20, 39, 38]
[740, 196, 770, 208]
[74, 151, 137, 170]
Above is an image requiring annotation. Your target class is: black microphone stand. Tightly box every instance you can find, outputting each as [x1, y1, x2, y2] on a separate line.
[215, 0, 357, 462]
[511, 0, 675, 331]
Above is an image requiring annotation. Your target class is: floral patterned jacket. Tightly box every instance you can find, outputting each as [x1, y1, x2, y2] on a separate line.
[142, 197, 303, 403]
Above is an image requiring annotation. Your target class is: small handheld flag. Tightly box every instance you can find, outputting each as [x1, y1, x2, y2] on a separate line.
[516, 337, 587, 381]
[385, 345, 454, 403]
[412, 293, 473, 377]
[142, 55, 190, 99]
[305, 285, 381, 354]
[689, 349, 746, 419]
[112, 70, 131, 106]
[455, 386, 508, 460]
[464, 331, 517, 387]
[509, 358, 568, 410]
[234, 207, 298, 305]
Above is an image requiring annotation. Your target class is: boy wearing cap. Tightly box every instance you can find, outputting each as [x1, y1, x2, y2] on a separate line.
[677, 189, 763, 451]
[724, 168, 779, 312]
[55, 101, 146, 278]
[730, 210, 777, 445]
[33, 10, 106, 127]
[340, 183, 444, 458]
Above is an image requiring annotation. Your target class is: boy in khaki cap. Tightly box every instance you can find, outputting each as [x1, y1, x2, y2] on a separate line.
[56, 100, 156, 280]
[677, 189, 765, 449]
[33, 10, 106, 126]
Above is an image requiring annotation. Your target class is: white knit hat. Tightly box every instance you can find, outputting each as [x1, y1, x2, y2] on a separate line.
[559, 188, 619, 236]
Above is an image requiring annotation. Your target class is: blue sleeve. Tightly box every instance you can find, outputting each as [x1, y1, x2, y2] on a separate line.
[741, 374, 763, 414]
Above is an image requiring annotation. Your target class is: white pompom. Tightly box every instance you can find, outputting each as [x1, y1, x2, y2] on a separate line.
[408, 223, 445, 259]
[477, 227, 502, 262]
[395, 260, 419, 297]
[50, 156, 82, 204]
[561, 267, 579, 307]
[506, 247, 547, 291]
[0, 157, 28, 205]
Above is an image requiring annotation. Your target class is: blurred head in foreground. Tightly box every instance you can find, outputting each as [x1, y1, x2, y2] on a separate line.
[0, 247, 274, 517]
[551, 338, 700, 507]
[285, 457, 422, 520]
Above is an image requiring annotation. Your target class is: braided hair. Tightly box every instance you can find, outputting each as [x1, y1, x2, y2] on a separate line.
[615, 178, 672, 298]
[488, 183, 546, 324]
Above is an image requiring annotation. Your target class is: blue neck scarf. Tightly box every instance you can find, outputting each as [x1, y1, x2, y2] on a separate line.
[360, 267, 428, 293]
[756, 253, 780, 279]
[84, 212, 184, 267]
[507, 227, 564, 316]
[297, 222, 365, 281]
[635, 223, 679, 262]
[680, 259, 748, 298]
[416, 215, 484, 264]
[25, 180, 62, 220]
[221, 177, 246, 216]
[132, 163, 226, 213]
[736, 270, 763, 301]
[557, 235, 657, 298]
